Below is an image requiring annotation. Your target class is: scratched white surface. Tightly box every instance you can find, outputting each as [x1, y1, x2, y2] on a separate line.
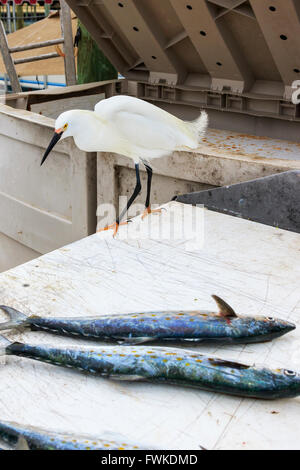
[0, 202, 299, 450]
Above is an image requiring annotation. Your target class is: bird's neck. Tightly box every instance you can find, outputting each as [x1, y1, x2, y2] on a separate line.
[72, 111, 107, 152]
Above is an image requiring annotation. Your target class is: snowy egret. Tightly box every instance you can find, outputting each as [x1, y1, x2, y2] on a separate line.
[41, 95, 208, 236]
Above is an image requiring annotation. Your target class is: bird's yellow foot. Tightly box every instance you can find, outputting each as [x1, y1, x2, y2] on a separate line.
[97, 221, 128, 237]
[141, 206, 163, 220]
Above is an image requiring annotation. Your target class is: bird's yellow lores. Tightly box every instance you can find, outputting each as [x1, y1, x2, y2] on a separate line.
[41, 96, 208, 236]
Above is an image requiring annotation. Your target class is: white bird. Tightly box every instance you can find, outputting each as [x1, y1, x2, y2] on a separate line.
[41, 95, 208, 236]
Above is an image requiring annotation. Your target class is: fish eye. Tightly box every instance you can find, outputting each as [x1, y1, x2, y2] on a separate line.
[284, 369, 296, 377]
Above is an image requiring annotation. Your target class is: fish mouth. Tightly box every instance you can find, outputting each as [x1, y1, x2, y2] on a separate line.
[40, 130, 63, 166]
[286, 321, 296, 331]
[258, 319, 296, 342]
[271, 320, 296, 338]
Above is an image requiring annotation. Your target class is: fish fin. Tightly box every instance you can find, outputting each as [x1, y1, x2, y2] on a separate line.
[0, 334, 11, 356]
[15, 436, 30, 451]
[0, 306, 28, 331]
[212, 295, 237, 318]
[116, 337, 154, 345]
[108, 374, 145, 382]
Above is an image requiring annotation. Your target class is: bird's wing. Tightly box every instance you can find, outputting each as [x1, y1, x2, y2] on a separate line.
[94, 96, 196, 154]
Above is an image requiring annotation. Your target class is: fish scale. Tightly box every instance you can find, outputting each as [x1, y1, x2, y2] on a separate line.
[1, 338, 300, 400]
[0, 296, 295, 344]
[0, 420, 143, 450]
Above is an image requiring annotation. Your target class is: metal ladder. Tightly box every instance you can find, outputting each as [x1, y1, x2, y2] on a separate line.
[0, 0, 76, 93]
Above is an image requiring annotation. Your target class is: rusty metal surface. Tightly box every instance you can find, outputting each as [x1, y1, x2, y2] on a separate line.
[202, 128, 300, 161]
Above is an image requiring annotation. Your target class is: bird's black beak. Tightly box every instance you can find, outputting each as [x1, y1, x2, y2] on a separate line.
[40, 130, 63, 166]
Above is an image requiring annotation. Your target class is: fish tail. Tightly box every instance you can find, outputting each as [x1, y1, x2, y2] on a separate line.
[0, 306, 28, 331]
[0, 334, 11, 356]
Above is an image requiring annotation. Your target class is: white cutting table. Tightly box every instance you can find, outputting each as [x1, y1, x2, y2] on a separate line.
[0, 202, 299, 450]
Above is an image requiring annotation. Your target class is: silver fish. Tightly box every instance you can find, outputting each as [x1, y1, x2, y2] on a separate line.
[0, 420, 145, 450]
[0, 296, 295, 344]
[1, 335, 300, 399]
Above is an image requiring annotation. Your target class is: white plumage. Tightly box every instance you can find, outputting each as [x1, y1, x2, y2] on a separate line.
[41, 95, 208, 234]
[56, 95, 208, 161]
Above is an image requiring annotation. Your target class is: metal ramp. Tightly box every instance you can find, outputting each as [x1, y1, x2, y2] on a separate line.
[175, 170, 300, 233]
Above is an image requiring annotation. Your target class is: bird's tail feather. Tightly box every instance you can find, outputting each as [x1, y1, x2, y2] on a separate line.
[187, 110, 208, 143]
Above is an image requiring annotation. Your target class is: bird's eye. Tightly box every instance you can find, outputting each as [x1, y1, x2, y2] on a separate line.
[63, 123, 68, 130]
[267, 317, 274, 321]
[284, 369, 296, 377]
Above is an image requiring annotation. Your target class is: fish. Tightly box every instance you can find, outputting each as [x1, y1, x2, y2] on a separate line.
[1, 335, 300, 399]
[0, 420, 144, 450]
[0, 295, 295, 345]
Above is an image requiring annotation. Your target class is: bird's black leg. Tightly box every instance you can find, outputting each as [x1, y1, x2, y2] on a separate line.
[141, 162, 162, 220]
[145, 163, 153, 210]
[117, 162, 141, 225]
